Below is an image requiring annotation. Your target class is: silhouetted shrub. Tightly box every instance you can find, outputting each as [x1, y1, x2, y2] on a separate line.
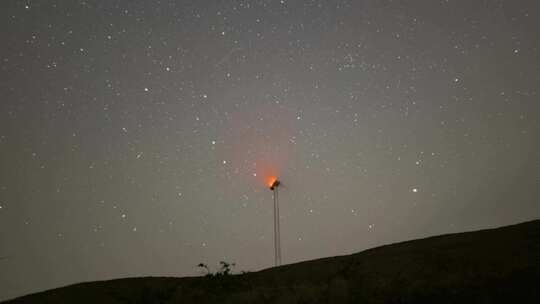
[197, 261, 236, 278]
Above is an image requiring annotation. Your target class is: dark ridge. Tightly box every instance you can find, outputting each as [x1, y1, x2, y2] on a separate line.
[4, 219, 540, 304]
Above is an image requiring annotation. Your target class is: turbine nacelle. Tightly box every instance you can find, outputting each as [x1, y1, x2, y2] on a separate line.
[269, 179, 280, 190]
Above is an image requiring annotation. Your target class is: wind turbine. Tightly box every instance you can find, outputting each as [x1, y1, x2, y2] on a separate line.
[269, 177, 282, 266]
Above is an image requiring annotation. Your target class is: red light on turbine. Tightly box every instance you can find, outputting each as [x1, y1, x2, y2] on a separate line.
[266, 176, 277, 188]
[269, 178, 280, 190]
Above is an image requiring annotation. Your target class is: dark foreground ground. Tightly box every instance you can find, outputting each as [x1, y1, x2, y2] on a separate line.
[4, 219, 540, 303]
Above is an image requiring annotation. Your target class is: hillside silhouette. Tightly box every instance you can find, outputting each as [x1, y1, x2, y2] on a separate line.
[4, 219, 540, 303]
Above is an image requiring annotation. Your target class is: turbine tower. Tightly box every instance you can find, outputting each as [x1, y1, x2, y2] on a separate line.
[269, 179, 281, 266]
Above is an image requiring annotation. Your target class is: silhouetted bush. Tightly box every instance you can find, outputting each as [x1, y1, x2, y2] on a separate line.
[197, 261, 236, 278]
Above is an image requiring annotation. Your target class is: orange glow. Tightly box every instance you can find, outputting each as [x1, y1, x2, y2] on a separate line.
[266, 176, 278, 188]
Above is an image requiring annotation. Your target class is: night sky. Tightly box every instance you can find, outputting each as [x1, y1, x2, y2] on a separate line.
[1, 0, 540, 300]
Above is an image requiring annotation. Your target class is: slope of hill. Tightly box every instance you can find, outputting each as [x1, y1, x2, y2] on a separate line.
[4, 219, 540, 303]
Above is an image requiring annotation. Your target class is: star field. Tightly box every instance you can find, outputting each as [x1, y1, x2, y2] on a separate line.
[1, 0, 539, 300]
